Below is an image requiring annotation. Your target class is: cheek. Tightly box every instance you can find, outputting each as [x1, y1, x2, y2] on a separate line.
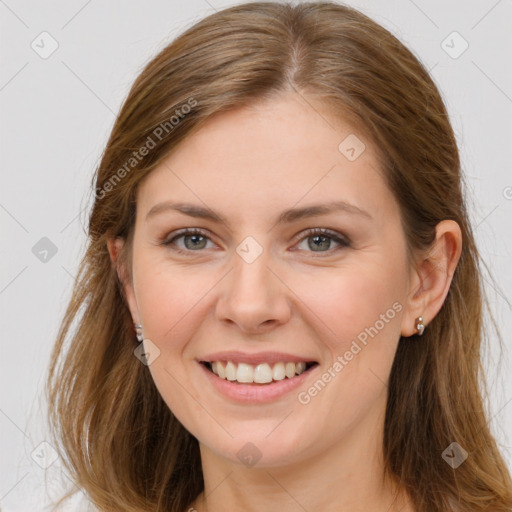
[290, 266, 405, 433]
[292, 256, 407, 388]
[306, 264, 404, 339]
[133, 254, 212, 348]
[133, 260, 212, 425]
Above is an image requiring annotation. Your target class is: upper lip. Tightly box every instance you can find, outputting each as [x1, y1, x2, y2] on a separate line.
[198, 351, 319, 366]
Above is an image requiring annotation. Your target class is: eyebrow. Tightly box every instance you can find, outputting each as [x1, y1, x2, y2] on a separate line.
[145, 200, 372, 226]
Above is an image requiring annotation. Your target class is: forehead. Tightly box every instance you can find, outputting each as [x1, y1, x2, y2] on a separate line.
[136, 93, 396, 226]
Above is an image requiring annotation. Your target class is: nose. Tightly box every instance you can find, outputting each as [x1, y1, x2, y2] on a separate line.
[215, 246, 292, 334]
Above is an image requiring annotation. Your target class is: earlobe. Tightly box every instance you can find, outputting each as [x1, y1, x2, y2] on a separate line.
[401, 220, 463, 338]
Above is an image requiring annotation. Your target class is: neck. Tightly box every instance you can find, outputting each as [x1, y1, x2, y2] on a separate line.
[189, 396, 414, 512]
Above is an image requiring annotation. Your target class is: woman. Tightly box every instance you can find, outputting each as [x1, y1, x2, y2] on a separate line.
[46, 2, 512, 511]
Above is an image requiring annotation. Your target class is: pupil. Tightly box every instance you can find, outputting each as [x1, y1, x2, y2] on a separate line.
[185, 235, 206, 250]
[310, 235, 329, 251]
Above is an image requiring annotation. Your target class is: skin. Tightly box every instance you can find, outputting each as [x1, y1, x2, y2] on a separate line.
[108, 91, 462, 512]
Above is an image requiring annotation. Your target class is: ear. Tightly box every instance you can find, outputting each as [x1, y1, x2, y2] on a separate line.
[107, 237, 140, 324]
[401, 220, 463, 337]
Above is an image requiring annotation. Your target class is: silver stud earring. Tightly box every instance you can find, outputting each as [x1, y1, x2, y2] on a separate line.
[134, 323, 143, 342]
[415, 316, 425, 336]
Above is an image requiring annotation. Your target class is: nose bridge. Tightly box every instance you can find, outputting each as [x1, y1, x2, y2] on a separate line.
[233, 244, 273, 296]
[215, 236, 290, 331]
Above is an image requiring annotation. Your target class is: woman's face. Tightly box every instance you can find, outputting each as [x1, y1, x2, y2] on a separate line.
[122, 92, 415, 468]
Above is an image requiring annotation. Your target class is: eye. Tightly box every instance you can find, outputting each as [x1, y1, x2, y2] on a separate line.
[162, 228, 215, 253]
[294, 228, 350, 255]
[161, 227, 350, 256]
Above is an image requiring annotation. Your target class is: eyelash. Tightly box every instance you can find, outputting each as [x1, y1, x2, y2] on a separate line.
[161, 227, 350, 256]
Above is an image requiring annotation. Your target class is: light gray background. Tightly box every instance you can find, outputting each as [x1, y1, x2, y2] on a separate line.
[1, 0, 511, 510]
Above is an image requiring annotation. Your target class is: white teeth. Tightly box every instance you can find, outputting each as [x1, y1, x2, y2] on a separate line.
[225, 361, 237, 381]
[285, 362, 296, 378]
[236, 363, 254, 383]
[254, 363, 273, 384]
[272, 362, 286, 381]
[295, 362, 306, 374]
[209, 360, 312, 384]
[216, 361, 226, 379]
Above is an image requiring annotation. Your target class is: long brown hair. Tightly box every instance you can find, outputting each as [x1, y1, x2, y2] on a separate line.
[46, 2, 512, 511]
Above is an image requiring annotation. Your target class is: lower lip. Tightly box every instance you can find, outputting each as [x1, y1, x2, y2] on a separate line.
[198, 362, 318, 403]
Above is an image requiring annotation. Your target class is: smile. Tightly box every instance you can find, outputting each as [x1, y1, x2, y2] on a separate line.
[203, 360, 318, 384]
